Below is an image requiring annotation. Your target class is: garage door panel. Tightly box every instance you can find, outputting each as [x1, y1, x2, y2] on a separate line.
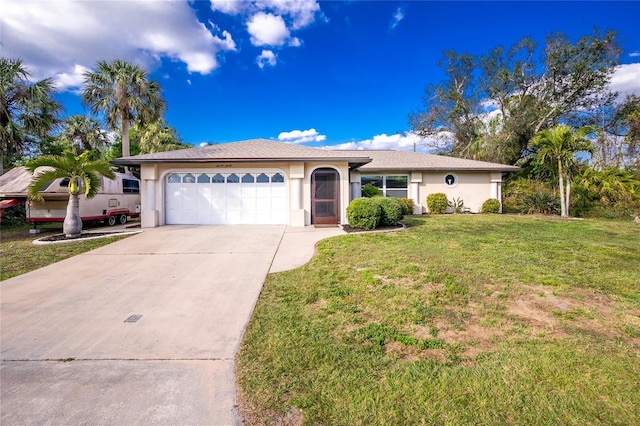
[165, 171, 288, 225]
[226, 210, 242, 224]
[256, 197, 272, 210]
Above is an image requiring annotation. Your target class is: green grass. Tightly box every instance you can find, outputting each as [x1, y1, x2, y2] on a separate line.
[0, 223, 131, 280]
[236, 215, 640, 425]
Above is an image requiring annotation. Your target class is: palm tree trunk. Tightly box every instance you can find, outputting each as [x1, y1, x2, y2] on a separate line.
[122, 115, 130, 173]
[122, 116, 130, 157]
[566, 179, 571, 217]
[558, 159, 567, 217]
[64, 193, 83, 238]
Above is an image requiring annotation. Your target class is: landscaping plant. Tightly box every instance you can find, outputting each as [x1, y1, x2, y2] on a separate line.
[426, 192, 448, 214]
[346, 198, 381, 230]
[361, 183, 382, 198]
[481, 198, 501, 213]
[448, 196, 465, 213]
[399, 197, 415, 215]
[371, 197, 404, 226]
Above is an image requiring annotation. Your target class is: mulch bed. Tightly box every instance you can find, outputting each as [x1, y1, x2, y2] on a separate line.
[38, 231, 132, 242]
[342, 224, 405, 233]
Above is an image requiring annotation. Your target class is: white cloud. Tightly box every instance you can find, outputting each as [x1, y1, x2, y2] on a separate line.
[210, 0, 244, 14]
[3, 0, 237, 90]
[629, 51, 640, 58]
[278, 128, 327, 143]
[390, 7, 405, 29]
[247, 12, 291, 47]
[289, 37, 302, 47]
[326, 132, 450, 153]
[257, 50, 277, 69]
[262, 0, 323, 30]
[53, 64, 92, 92]
[610, 63, 640, 97]
[212, 0, 321, 54]
[212, 0, 323, 30]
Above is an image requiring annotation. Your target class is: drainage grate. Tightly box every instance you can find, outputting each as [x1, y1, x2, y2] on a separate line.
[124, 314, 143, 323]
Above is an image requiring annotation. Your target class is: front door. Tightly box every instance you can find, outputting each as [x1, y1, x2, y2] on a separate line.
[311, 168, 339, 225]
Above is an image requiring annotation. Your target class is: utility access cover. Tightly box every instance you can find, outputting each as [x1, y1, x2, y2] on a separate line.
[124, 314, 142, 323]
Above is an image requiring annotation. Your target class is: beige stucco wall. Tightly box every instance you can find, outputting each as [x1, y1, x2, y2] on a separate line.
[138, 161, 351, 227]
[350, 170, 503, 214]
[420, 171, 502, 213]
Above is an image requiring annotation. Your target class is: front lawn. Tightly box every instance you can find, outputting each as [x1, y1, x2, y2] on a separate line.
[0, 224, 132, 280]
[236, 215, 640, 425]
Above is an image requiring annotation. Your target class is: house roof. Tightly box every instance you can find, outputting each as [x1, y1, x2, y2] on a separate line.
[340, 150, 521, 172]
[111, 138, 372, 168]
[0, 166, 32, 198]
[110, 138, 520, 173]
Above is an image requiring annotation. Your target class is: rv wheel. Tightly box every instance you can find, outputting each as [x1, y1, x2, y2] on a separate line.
[107, 215, 117, 226]
[119, 214, 128, 225]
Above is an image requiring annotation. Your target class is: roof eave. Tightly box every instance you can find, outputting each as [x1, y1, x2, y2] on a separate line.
[111, 157, 372, 166]
[356, 166, 521, 172]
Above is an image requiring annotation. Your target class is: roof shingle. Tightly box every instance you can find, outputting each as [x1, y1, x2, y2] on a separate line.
[339, 150, 521, 172]
[111, 138, 520, 172]
[112, 138, 371, 166]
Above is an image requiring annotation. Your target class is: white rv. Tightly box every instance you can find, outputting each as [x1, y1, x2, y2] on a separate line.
[27, 171, 141, 226]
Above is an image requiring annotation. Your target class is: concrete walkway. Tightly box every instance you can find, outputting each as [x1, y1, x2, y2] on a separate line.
[0, 224, 345, 425]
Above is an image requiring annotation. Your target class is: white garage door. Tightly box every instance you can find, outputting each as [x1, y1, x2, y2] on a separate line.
[165, 170, 288, 225]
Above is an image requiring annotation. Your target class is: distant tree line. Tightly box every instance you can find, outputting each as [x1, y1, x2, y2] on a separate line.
[410, 29, 640, 218]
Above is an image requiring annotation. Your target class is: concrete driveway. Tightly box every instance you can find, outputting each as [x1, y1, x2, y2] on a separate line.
[1, 225, 294, 425]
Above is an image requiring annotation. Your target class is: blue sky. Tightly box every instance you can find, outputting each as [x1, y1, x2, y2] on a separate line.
[3, 1, 640, 152]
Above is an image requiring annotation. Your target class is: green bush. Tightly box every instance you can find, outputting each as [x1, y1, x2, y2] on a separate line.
[0, 203, 26, 227]
[481, 198, 501, 213]
[372, 197, 404, 226]
[347, 198, 382, 230]
[399, 198, 415, 215]
[362, 183, 382, 198]
[503, 178, 560, 215]
[427, 193, 448, 214]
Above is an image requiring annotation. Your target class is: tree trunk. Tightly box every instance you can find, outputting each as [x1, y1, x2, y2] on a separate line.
[63, 193, 83, 238]
[558, 159, 567, 217]
[122, 115, 130, 157]
[565, 179, 571, 217]
[122, 115, 130, 173]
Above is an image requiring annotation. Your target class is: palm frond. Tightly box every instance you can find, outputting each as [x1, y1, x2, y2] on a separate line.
[27, 169, 69, 200]
[82, 173, 102, 198]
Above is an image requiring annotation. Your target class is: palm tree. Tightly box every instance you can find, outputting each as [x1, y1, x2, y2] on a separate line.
[26, 150, 115, 238]
[531, 125, 594, 217]
[61, 114, 109, 157]
[136, 119, 186, 153]
[81, 59, 165, 163]
[1, 58, 61, 174]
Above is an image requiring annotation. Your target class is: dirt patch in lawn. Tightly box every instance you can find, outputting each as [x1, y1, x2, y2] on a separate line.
[385, 284, 639, 363]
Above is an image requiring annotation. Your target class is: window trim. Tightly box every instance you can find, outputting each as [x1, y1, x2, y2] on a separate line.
[444, 173, 458, 187]
[361, 174, 408, 198]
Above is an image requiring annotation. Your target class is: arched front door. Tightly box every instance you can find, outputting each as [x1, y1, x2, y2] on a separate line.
[311, 168, 340, 225]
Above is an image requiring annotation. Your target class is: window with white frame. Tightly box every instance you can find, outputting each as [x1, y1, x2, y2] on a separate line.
[361, 175, 408, 198]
